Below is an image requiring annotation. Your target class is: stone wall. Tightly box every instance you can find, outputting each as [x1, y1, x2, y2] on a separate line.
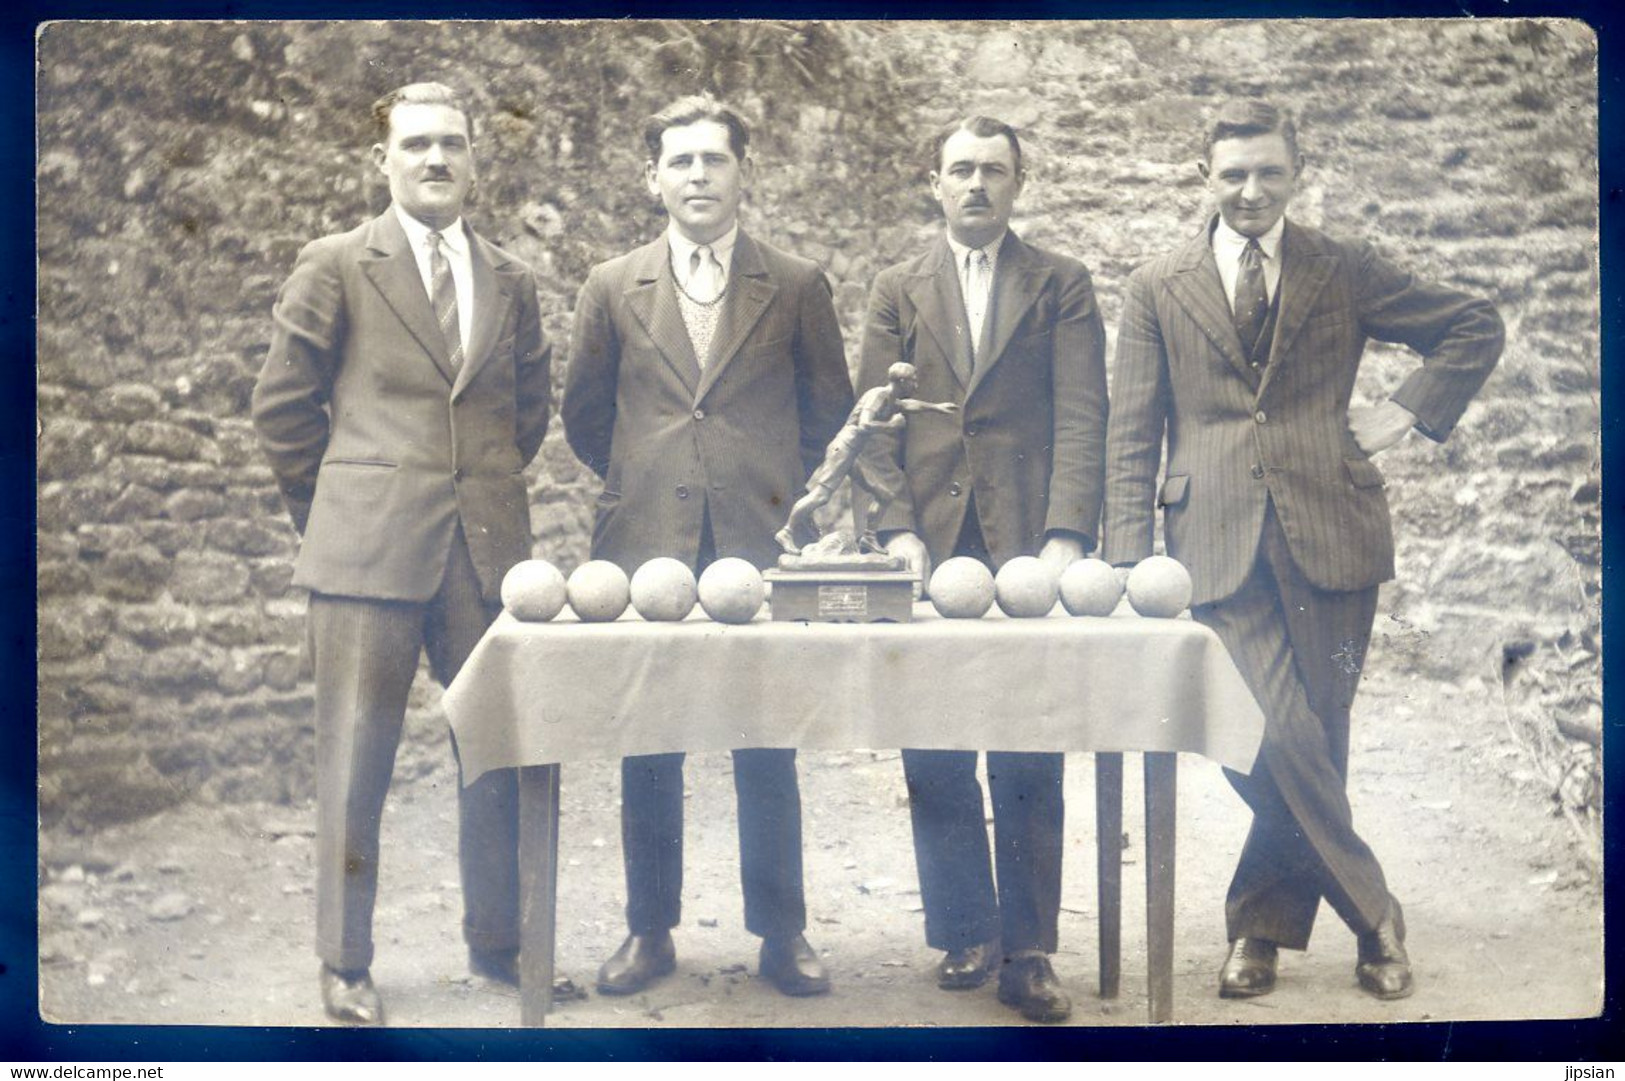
[36, 19, 1600, 829]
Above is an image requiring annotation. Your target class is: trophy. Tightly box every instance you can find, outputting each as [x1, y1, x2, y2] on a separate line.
[766, 362, 957, 622]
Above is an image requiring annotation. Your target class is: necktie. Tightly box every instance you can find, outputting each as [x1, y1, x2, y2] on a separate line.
[967, 249, 992, 357]
[427, 230, 463, 368]
[1233, 238, 1269, 362]
[687, 244, 723, 303]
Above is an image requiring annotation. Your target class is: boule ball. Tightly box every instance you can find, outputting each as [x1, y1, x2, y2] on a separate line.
[929, 557, 996, 619]
[994, 556, 1060, 618]
[567, 560, 630, 622]
[629, 557, 698, 622]
[1126, 556, 1194, 618]
[501, 560, 568, 622]
[697, 557, 765, 624]
[1059, 558, 1124, 617]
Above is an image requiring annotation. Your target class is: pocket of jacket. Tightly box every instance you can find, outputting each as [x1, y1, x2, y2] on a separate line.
[322, 458, 399, 471]
[1344, 458, 1385, 489]
[1158, 474, 1190, 508]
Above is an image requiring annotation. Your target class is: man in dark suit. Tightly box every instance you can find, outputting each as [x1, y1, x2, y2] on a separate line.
[856, 116, 1109, 1023]
[561, 95, 853, 998]
[1103, 100, 1503, 1001]
[252, 82, 553, 1025]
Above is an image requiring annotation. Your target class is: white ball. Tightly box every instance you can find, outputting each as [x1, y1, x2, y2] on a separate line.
[1059, 558, 1124, 617]
[929, 557, 996, 619]
[1126, 556, 1194, 618]
[697, 558, 765, 624]
[629, 557, 698, 621]
[567, 560, 630, 622]
[501, 560, 568, 622]
[994, 556, 1060, 618]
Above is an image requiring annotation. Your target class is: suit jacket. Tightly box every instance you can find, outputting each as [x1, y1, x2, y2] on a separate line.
[855, 231, 1109, 567]
[561, 230, 854, 572]
[252, 209, 552, 604]
[1101, 218, 1504, 607]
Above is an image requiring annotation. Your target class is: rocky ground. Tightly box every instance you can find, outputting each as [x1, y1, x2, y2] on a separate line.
[37, 658, 1602, 1036]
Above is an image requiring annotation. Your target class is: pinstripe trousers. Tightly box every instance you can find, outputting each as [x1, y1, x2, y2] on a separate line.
[1194, 501, 1392, 949]
[308, 525, 519, 971]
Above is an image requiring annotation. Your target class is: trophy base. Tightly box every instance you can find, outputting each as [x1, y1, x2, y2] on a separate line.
[764, 569, 918, 623]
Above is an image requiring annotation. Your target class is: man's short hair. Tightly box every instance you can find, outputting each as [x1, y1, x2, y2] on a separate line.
[643, 95, 751, 161]
[929, 116, 1024, 176]
[1203, 100, 1300, 162]
[887, 362, 918, 384]
[371, 82, 473, 142]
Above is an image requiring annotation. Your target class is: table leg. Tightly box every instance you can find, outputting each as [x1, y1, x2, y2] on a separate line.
[518, 763, 560, 1028]
[1143, 752, 1177, 1024]
[1094, 753, 1123, 999]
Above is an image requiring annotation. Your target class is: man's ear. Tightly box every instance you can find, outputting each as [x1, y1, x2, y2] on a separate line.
[928, 170, 942, 203]
[1196, 158, 1210, 182]
[371, 143, 387, 173]
[644, 159, 660, 199]
[1292, 153, 1307, 180]
[739, 154, 756, 186]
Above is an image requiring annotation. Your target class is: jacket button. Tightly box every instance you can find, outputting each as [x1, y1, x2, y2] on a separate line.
[453, 468, 463, 482]
[948, 482, 963, 497]
[693, 408, 706, 421]
[1250, 464, 1265, 479]
[675, 484, 689, 499]
[965, 425, 978, 437]
[1254, 410, 1267, 424]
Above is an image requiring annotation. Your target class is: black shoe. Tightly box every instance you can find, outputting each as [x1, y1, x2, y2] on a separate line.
[596, 932, 676, 995]
[936, 940, 999, 991]
[320, 964, 383, 1026]
[759, 933, 831, 996]
[1219, 937, 1279, 999]
[1356, 898, 1413, 1000]
[996, 954, 1072, 1023]
[469, 947, 587, 1001]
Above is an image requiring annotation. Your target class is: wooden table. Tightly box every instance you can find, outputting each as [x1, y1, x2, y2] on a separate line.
[443, 602, 1264, 1026]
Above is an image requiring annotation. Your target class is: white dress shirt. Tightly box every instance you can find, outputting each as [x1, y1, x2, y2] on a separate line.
[668, 223, 739, 299]
[1212, 216, 1284, 312]
[946, 230, 1005, 352]
[395, 204, 474, 356]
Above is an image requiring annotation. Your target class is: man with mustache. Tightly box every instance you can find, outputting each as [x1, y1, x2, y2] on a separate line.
[1103, 99, 1503, 1002]
[562, 95, 853, 998]
[855, 116, 1109, 1023]
[253, 82, 554, 1025]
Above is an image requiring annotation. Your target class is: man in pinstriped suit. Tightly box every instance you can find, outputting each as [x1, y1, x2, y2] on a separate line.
[1102, 100, 1503, 1002]
[562, 95, 853, 998]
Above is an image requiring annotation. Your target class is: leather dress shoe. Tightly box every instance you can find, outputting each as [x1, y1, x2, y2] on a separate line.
[469, 947, 587, 1001]
[1219, 936, 1279, 999]
[1356, 899, 1414, 1000]
[937, 940, 1000, 991]
[596, 932, 676, 995]
[995, 954, 1072, 1023]
[758, 933, 831, 996]
[320, 964, 383, 1026]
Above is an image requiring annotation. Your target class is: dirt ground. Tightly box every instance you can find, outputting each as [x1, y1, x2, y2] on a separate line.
[36, 662, 1602, 1035]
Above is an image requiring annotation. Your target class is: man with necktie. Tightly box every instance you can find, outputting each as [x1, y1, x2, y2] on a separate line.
[252, 82, 554, 1024]
[1103, 100, 1503, 1002]
[855, 116, 1109, 1023]
[562, 95, 853, 999]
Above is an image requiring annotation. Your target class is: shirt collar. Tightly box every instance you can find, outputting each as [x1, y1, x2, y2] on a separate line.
[667, 222, 739, 275]
[1212, 215, 1284, 263]
[395, 205, 468, 255]
[945, 228, 1007, 270]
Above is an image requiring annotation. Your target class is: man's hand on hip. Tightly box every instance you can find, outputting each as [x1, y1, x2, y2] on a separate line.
[1348, 401, 1418, 456]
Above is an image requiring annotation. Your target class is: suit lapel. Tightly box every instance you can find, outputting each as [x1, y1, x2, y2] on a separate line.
[1258, 220, 1336, 400]
[624, 239, 702, 396]
[695, 231, 777, 405]
[1165, 223, 1253, 384]
[966, 232, 1050, 401]
[452, 227, 517, 400]
[903, 237, 973, 390]
[359, 211, 457, 386]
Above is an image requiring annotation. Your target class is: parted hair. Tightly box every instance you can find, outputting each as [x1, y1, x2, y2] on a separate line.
[643, 95, 752, 160]
[1203, 100, 1300, 161]
[370, 82, 474, 142]
[929, 116, 1024, 175]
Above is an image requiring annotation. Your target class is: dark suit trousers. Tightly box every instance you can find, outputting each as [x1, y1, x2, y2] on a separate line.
[1194, 501, 1390, 949]
[902, 503, 1065, 954]
[309, 525, 519, 971]
[617, 507, 808, 940]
